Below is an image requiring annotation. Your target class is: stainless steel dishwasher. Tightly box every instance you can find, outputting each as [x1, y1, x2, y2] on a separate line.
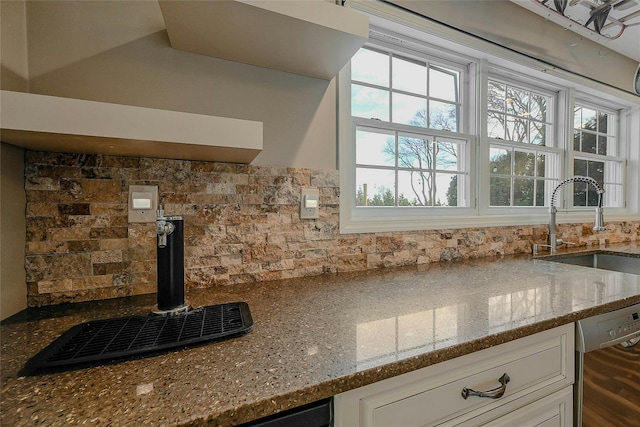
[575, 302, 640, 426]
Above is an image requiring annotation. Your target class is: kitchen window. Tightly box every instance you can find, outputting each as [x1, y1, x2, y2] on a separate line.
[338, 2, 638, 234]
[351, 47, 470, 208]
[486, 78, 561, 208]
[572, 102, 625, 208]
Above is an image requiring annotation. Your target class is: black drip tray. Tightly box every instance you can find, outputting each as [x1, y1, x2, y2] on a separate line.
[25, 302, 253, 371]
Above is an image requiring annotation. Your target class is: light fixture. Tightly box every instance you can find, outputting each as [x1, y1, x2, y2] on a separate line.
[533, 0, 639, 38]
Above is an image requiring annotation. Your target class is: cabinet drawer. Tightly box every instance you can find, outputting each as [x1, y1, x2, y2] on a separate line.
[334, 324, 574, 427]
[477, 386, 573, 427]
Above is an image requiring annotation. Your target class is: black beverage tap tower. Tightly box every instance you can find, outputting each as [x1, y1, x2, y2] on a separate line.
[154, 206, 189, 315]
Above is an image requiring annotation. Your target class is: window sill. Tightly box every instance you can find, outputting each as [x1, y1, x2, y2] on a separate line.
[339, 209, 638, 234]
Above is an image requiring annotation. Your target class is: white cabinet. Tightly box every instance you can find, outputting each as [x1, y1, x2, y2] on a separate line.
[334, 324, 574, 427]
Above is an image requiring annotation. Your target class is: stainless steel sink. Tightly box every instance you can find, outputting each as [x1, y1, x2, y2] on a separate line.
[540, 252, 640, 275]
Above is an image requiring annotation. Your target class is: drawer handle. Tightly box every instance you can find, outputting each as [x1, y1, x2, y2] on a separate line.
[461, 373, 510, 400]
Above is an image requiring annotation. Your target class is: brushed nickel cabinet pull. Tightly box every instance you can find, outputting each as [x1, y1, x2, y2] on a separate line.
[461, 373, 510, 400]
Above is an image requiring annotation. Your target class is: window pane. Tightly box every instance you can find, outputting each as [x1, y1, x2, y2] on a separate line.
[513, 178, 534, 206]
[398, 170, 432, 206]
[573, 106, 582, 129]
[588, 160, 604, 183]
[398, 135, 433, 169]
[393, 93, 426, 127]
[506, 87, 529, 116]
[581, 107, 597, 130]
[435, 141, 460, 171]
[530, 121, 546, 145]
[573, 159, 605, 207]
[581, 132, 596, 153]
[429, 67, 458, 102]
[490, 147, 511, 174]
[514, 151, 535, 176]
[574, 158, 588, 176]
[488, 81, 505, 111]
[530, 93, 547, 122]
[573, 130, 581, 151]
[597, 112, 608, 134]
[435, 173, 462, 206]
[488, 112, 505, 139]
[536, 153, 559, 178]
[506, 117, 527, 143]
[429, 100, 458, 131]
[356, 168, 395, 206]
[356, 129, 395, 167]
[490, 177, 511, 206]
[597, 136, 608, 155]
[393, 56, 426, 95]
[352, 84, 389, 121]
[352, 48, 389, 86]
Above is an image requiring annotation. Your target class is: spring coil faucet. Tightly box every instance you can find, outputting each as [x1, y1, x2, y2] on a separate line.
[543, 176, 605, 254]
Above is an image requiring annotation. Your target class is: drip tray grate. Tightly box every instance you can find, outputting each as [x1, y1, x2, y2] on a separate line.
[25, 302, 253, 371]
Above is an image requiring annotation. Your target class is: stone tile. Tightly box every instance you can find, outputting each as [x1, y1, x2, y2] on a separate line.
[21, 150, 640, 307]
[27, 202, 59, 217]
[91, 250, 123, 264]
[37, 279, 73, 293]
[58, 203, 91, 215]
[48, 227, 91, 242]
[72, 275, 112, 290]
[68, 240, 101, 252]
[25, 253, 92, 282]
[90, 227, 128, 239]
[27, 241, 68, 255]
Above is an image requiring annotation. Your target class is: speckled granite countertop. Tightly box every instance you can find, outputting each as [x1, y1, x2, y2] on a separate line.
[2, 243, 640, 426]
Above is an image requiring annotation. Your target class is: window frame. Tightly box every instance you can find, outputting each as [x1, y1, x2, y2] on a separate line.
[568, 97, 627, 210]
[350, 42, 473, 210]
[480, 72, 564, 215]
[338, 1, 639, 234]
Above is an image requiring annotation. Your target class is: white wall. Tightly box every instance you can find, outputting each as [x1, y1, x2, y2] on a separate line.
[0, 0, 28, 91]
[14, 0, 338, 170]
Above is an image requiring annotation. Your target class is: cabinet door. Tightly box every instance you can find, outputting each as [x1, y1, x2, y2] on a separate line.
[334, 324, 574, 427]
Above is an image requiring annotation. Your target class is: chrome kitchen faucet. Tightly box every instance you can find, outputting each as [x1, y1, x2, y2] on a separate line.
[534, 176, 605, 254]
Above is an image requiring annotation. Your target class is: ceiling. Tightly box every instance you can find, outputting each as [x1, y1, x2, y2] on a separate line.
[513, 0, 640, 61]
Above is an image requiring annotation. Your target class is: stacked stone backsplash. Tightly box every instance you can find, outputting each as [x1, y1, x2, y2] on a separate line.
[24, 151, 639, 307]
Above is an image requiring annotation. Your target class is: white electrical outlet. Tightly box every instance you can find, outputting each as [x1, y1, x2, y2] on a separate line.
[128, 185, 158, 223]
[300, 188, 319, 219]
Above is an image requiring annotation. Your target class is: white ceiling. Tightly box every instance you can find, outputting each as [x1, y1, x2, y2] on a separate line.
[513, 0, 640, 61]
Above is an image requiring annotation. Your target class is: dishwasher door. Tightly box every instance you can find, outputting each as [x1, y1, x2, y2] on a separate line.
[578, 338, 640, 427]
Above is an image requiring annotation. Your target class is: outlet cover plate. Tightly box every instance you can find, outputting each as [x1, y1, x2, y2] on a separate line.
[300, 188, 319, 219]
[128, 185, 158, 223]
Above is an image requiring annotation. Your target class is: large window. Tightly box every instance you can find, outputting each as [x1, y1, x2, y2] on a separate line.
[339, 4, 636, 233]
[351, 47, 470, 208]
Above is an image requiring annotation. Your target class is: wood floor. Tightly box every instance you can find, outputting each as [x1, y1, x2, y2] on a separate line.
[582, 343, 640, 427]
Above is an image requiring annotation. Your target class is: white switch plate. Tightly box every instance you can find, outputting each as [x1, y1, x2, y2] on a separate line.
[300, 188, 319, 219]
[128, 185, 158, 223]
